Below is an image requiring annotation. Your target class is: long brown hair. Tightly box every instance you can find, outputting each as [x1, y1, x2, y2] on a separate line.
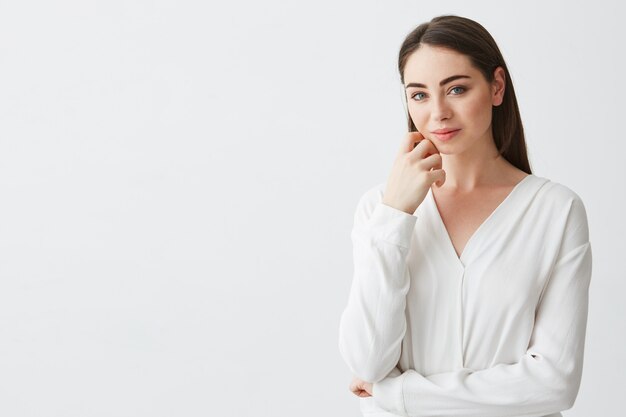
[398, 15, 532, 174]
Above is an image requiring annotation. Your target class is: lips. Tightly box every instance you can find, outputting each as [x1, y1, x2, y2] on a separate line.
[432, 129, 461, 142]
[431, 128, 460, 134]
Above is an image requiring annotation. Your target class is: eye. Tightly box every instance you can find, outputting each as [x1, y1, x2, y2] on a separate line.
[450, 86, 466, 94]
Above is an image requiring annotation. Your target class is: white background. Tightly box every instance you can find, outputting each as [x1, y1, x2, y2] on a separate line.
[0, 1, 623, 416]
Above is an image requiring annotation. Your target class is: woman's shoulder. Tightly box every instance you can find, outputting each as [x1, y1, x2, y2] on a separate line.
[532, 174, 588, 212]
[531, 174, 590, 244]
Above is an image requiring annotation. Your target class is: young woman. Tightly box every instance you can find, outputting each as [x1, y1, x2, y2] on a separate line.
[338, 15, 592, 417]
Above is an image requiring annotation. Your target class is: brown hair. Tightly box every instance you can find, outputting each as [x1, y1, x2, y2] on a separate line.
[398, 15, 532, 174]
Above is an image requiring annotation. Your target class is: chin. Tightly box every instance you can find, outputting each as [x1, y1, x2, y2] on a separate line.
[431, 140, 464, 155]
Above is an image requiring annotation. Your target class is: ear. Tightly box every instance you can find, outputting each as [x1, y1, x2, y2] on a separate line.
[492, 66, 506, 107]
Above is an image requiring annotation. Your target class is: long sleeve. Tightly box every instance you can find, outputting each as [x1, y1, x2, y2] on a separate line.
[372, 194, 593, 417]
[338, 186, 418, 383]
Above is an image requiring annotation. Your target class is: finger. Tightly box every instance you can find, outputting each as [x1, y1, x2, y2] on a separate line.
[410, 137, 440, 159]
[349, 381, 360, 394]
[420, 152, 443, 171]
[399, 131, 425, 155]
[428, 168, 446, 187]
[351, 388, 366, 397]
[350, 388, 370, 397]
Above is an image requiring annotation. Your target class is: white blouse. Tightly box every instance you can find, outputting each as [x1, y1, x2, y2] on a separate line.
[338, 174, 592, 417]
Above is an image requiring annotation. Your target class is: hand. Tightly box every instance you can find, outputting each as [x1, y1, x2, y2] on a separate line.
[382, 132, 446, 214]
[349, 376, 373, 397]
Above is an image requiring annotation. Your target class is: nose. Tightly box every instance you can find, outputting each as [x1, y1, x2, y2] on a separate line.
[431, 96, 452, 122]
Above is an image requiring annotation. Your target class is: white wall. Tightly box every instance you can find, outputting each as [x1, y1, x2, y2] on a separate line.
[0, 1, 622, 416]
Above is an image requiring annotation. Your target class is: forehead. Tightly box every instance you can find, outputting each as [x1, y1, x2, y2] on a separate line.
[404, 45, 477, 82]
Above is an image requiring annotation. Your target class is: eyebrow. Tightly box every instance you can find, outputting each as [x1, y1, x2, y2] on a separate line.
[404, 75, 471, 89]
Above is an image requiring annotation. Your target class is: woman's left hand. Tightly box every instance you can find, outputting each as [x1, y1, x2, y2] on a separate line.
[349, 376, 373, 397]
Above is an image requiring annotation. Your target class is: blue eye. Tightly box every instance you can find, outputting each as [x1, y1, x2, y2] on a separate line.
[450, 86, 466, 94]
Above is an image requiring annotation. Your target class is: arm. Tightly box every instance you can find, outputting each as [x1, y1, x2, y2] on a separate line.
[338, 186, 417, 383]
[372, 196, 593, 417]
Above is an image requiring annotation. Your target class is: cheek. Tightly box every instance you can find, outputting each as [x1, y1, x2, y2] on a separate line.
[407, 106, 427, 127]
[464, 94, 493, 125]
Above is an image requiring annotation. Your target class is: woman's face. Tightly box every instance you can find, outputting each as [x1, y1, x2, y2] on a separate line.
[403, 44, 505, 155]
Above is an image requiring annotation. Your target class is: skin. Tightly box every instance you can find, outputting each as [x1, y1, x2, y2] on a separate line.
[349, 44, 527, 398]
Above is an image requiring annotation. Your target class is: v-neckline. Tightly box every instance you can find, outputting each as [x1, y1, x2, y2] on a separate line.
[427, 174, 535, 268]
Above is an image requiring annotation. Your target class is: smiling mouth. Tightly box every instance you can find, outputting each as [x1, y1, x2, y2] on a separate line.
[432, 129, 461, 141]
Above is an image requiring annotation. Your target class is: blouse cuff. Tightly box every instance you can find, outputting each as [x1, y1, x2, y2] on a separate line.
[367, 203, 417, 249]
[373, 371, 409, 415]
